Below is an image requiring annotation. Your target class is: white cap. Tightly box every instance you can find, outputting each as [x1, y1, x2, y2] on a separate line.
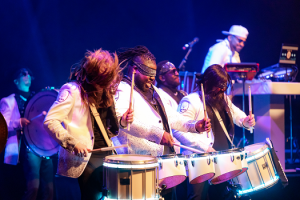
[222, 25, 249, 38]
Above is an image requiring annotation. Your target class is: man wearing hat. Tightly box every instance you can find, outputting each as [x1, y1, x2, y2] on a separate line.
[156, 60, 187, 111]
[0, 68, 54, 200]
[201, 25, 249, 73]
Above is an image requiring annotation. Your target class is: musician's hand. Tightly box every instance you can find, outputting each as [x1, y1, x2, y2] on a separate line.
[206, 146, 216, 152]
[73, 143, 91, 157]
[160, 132, 174, 147]
[195, 118, 211, 133]
[120, 109, 134, 127]
[243, 114, 255, 128]
[20, 118, 30, 127]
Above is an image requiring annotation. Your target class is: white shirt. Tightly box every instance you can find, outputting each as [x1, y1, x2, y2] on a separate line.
[202, 39, 241, 73]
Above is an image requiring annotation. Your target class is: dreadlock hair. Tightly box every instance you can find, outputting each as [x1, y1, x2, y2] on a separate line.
[69, 49, 121, 108]
[118, 45, 156, 75]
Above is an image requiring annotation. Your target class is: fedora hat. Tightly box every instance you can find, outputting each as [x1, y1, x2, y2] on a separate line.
[222, 25, 249, 38]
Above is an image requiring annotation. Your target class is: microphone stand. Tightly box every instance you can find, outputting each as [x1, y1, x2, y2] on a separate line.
[178, 47, 193, 72]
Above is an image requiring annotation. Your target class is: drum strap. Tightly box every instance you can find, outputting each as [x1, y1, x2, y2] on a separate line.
[211, 107, 234, 147]
[89, 104, 114, 150]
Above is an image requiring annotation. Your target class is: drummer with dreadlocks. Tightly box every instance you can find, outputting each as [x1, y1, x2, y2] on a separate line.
[111, 45, 211, 200]
[44, 49, 133, 200]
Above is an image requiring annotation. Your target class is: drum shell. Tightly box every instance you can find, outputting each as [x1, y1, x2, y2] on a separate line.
[232, 143, 278, 193]
[103, 154, 158, 199]
[158, 154, 186, 189]
[188, 154, 215, 184]
[211, 151, 242, 185]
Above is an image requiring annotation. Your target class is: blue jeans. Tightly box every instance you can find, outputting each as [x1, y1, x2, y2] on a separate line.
[20, 139, 54, 200]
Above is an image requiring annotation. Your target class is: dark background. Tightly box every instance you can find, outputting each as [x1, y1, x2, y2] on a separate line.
[1, 0, 300, 199]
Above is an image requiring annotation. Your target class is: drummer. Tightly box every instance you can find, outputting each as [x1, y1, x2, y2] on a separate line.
[0, 68, 55, 200]
[43, 49, 133, 200]
[174, 64, 255, 200]
[111, 45, 211, 200]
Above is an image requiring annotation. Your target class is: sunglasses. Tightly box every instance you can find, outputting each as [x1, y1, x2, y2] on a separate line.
[21, 71, 30, 77]
[233, 35, 246, 44]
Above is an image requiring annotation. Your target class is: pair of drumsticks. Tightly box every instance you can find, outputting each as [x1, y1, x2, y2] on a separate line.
[200, 84, 254, 135]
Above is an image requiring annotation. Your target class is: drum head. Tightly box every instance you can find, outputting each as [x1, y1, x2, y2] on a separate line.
[0, 112, 8, 153]
[104, 154, 157, 165]
[244, 143, 268, 157]
[24, 90, 59, 157]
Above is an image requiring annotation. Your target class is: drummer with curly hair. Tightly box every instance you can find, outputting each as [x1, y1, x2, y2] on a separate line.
[44, 49, 133, 200]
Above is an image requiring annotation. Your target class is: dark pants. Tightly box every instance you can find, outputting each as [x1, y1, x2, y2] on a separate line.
[176, 178, 209, 200]
[208, 181, 235, 200]
[20, 140, 54, 200]
[78, 152, 109, 200]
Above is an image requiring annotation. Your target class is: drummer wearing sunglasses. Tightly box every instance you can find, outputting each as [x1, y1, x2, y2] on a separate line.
[0, 68, 55, 200]
[156, 61, 187, 111]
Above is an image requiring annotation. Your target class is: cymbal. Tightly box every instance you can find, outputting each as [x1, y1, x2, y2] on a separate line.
[0, 112, 8, 153]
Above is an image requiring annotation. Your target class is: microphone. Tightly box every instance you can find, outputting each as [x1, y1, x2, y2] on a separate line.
[182, 37, 199, 50]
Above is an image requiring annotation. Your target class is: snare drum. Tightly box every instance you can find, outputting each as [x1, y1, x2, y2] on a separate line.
[24, 89, 60, 158]
[188, 153, 215, 184]
[210, 148, 243, 185]
[158, 154, 186, 189]
[103, 154, 159, 200]
[232, 143, 279, 196]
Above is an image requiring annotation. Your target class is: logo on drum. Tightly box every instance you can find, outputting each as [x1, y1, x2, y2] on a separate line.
[179, 101, 189, 113]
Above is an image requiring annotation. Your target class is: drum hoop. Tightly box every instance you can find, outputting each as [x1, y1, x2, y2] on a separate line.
[103, 154, 157, 165]
[188, 152, 214, 158]
[214, 148, 244, 155]
[245, 142, 269, 157]
[159, 153, 186, 159]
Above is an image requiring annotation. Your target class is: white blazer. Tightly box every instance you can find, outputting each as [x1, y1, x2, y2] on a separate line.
[173, 92, 247, 154]
[157, 88, 179, 111]
[112, 81, 198, 156]
[0, 94, 22, 165]
[44, 82, 102, 178]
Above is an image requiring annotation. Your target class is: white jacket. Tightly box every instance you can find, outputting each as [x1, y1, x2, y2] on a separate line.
[157, 88, 179, 111]
[202, 39, 241, 73]
[44, 82, 118, 178]
[0, 94, 22, 165]
[112, 81, 198, 156]
[173, 92, 247, 154]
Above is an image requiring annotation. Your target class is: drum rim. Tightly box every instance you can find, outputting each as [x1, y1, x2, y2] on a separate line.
[214, 147, 244, 155]
[103, 154, 158, 164]
[158, 153, 186, 159]
[188, 152, 214, 158]
[244, 142, 269, 157]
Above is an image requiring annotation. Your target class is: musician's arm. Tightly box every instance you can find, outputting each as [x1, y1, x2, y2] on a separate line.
[44, 84, 79, 152]
[0, 97, 21, 131]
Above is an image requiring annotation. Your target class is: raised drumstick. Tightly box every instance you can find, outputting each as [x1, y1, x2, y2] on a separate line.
[127, 69, 136, 131]
[201, 83, 210, 138]
[173, 143, 203, 154]
[30, 111, 47, 121]
[248, 86, 253, 133]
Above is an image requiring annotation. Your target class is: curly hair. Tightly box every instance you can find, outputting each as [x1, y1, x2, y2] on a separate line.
[69, 49, 121, 108]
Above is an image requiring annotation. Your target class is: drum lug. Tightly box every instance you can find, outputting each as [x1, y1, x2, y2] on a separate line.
[262, 162, 268, 170]
[158, 157, 163, 169]
[175, 159, 178, 167]
[231, 154, 235, 162]
[207, 157, 211, 165]
[191, 160, 195, 167]
[184, 160, 187, 167]
[214, 157, 217, 164]
[241, 154, 244, 161]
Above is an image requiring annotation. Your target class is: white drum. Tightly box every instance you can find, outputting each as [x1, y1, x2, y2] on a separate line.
[103, 154, 160, 200]
[188, 153, 215, 184]
[210, 148, 243, 185]
[234, 150, 248, 177]
[158, 154, 186, 189]
[232, 143, 279, 196]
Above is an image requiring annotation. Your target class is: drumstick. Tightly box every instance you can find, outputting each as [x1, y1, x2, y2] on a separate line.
[173, 143, 204, 154]
[30, 111, 47, 121]
[127, 69, 136, 131]
[88, 144, 129, 152]
[201, 84, 210, 138]
[248, 86, 253, 133]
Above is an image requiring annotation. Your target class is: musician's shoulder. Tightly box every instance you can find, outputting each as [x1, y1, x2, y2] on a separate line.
[179, 90, 188, 96]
